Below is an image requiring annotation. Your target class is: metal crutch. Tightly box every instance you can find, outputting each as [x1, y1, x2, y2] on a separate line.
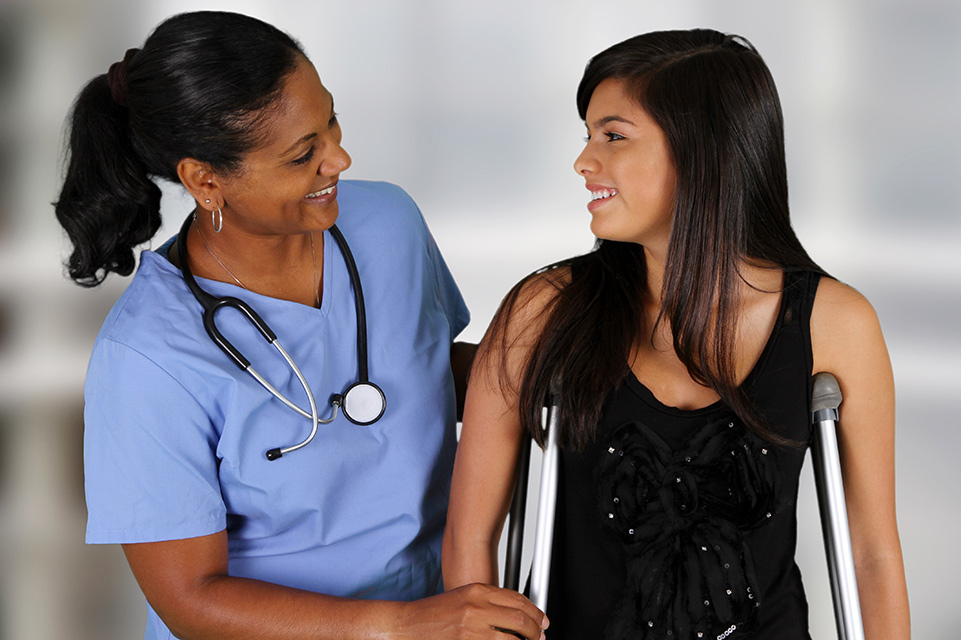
[528, 391, 561, 611]
[503, 392, 561, 609]
[810, 372, 865, 640]
[504, 434, 532, 591]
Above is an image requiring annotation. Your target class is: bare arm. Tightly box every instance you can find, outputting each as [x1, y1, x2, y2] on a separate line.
[811, 278, 910, 639]
[443, 276, 560, 591]
[443, 351, 528, 589]
[123, 530, 548, 640]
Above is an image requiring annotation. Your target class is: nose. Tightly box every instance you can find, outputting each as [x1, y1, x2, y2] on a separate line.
[573, 143, 598, 176]
[319, 140, 351, 176]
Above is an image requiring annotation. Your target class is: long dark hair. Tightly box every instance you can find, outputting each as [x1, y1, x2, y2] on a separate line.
[54, 11, 306, 287]
[484, 29, 823, 450]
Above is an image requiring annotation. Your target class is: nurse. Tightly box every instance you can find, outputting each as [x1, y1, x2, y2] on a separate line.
[55, 11, 547, 640]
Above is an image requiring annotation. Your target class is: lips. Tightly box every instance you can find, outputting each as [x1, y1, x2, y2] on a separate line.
[586, 184, 618, 211]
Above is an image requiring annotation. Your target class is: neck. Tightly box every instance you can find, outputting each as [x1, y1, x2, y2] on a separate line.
[185, 212, 324, 307]
[639, 249, 782, 338]
[643, 245, 667, 305]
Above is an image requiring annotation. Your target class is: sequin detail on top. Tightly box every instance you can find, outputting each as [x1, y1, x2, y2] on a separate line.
[597, 415, 780, 640]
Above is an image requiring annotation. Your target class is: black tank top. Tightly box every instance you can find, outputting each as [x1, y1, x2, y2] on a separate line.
[544, 270, 820, 640]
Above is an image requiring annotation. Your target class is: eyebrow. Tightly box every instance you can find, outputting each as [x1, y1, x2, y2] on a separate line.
[277, 95, 336, 158]
[588, 115, 636, 129]
[280, 132, 317, 158]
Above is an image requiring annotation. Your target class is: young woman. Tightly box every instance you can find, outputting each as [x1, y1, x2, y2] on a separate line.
[443, 29, 909, 639]
[56, 11, 547, 640]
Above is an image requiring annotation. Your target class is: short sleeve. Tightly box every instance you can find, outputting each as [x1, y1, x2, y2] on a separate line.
[83, 338, 226, 544]
[425, 228, 470, 340]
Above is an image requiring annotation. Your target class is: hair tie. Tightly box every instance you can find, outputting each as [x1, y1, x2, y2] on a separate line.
[107, 48, 140, 108]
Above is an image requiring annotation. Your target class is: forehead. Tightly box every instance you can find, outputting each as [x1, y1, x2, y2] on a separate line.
[255, 58, 333, 150]
[585, 78, 648, 124]
[584, 79, 671, 145]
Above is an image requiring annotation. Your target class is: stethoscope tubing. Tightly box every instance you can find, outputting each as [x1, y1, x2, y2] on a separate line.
[176, 213, 379, 460]
[328, 225, 370, 383]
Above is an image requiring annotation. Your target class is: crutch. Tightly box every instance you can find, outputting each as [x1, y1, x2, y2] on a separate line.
[528, 391, 561, 611]
[504, 435, 532, 591]
[810, 372, 865, 640]
[503, 391, 560, 610]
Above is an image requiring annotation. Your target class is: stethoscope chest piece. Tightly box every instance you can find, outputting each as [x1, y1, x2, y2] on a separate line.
[342, 381, 386, 425]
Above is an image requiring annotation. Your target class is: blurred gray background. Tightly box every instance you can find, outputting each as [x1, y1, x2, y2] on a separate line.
[0, 0, 958, 638]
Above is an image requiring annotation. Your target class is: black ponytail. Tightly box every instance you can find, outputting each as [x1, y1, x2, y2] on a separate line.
[56, 72, 161, 286]
[54, 11, 306, 286]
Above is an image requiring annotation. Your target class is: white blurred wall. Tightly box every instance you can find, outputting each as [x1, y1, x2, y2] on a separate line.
[0, 0, 958, 638]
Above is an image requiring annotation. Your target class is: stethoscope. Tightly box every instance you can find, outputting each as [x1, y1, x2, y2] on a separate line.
[177, 213, 386, 461]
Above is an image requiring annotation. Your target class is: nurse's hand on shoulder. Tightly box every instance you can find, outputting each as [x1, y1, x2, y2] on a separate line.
[394, 583, 548, 639]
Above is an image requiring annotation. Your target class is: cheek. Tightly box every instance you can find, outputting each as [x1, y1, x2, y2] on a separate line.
[241, 178, 302, 207]
[223, 173, 265, 204]
[656, 170, 677, 210]
[639, 160, 675, 210]
[624, 172, 670, 211]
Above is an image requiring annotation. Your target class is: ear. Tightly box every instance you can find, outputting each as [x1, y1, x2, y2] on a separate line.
[177, 158, 224, 211]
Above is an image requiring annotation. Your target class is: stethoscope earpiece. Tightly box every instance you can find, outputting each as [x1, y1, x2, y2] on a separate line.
[176, 214, 384, 463]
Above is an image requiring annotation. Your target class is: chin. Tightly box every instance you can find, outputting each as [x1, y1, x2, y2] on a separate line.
[304, 203, 339, 231]
[590, 218, 627, 243]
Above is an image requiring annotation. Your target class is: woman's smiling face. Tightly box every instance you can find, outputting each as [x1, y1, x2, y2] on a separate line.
[574, 78, 676, 256]
[215, 57, 352, 237]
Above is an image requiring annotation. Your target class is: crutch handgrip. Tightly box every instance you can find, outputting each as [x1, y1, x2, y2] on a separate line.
[810, 372, 865, 640]
[812, 371, 842, 419]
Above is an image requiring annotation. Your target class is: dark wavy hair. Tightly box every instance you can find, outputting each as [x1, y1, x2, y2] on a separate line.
[54, 11, 306, 286]
[485, 29, 824, 449]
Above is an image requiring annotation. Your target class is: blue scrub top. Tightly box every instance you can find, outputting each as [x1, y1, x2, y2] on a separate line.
[83, 181, 469, 638]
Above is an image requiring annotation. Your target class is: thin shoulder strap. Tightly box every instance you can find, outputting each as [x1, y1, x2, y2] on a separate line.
[794, 270, 823, 406]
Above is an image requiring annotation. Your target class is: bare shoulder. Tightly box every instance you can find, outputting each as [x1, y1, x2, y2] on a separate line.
[495, 265, 571, 335]
[811, 277, 881, 334]
[519, 264, 572, 304]
[472, 264, 572, 400]
[811, 276, 888, 374]
[476, 264, 571, 367]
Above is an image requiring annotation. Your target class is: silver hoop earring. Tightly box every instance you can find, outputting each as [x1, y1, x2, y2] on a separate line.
[212, 208, 223, 233]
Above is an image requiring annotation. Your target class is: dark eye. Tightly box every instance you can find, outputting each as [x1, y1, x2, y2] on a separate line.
[292, 146, 315, 166]
[329, 112, 339, 127]
[605, 132, 625, 141]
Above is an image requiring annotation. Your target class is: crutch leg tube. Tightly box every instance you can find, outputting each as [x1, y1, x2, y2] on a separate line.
[810, 372, 865, 640]
[504, 435, 532, 591]
[529, 393, 561, 612]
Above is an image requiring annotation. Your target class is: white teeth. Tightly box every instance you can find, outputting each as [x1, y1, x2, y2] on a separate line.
[591, 188, 617, 201]
[306, 186, 335, 198]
